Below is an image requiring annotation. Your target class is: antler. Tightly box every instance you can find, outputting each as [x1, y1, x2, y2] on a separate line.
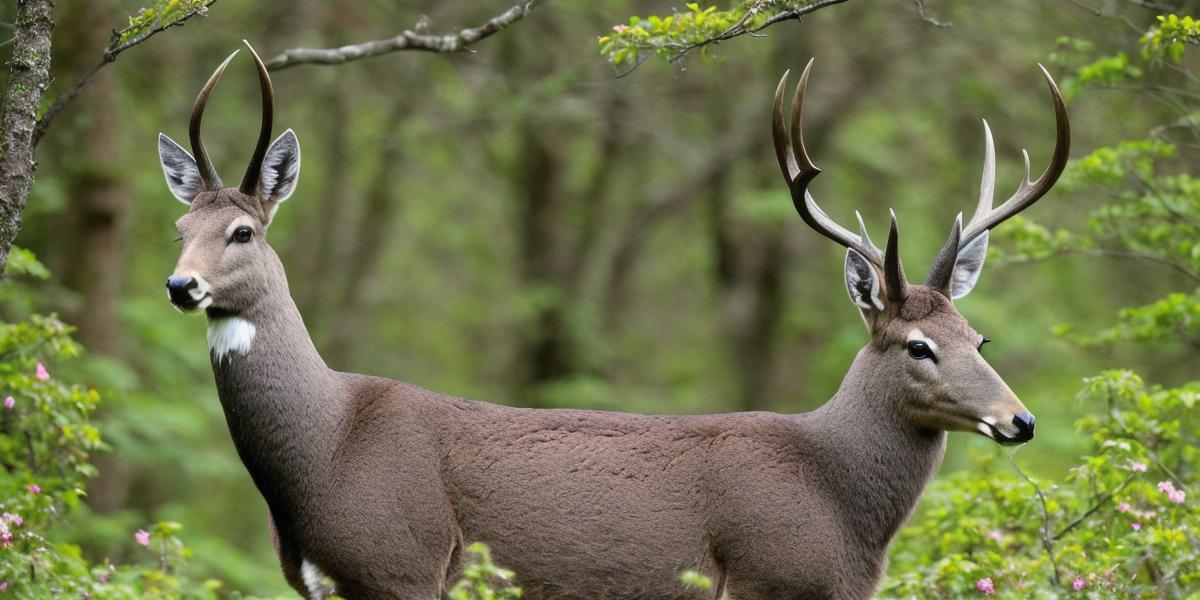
[773, 59, 907, 301]
[190, 50, 239, 191]
[239, 40, 275, 196]
[927, 66, 1070, 292]
[773, 59, 885, 268]
[961, 65, 1070, 246]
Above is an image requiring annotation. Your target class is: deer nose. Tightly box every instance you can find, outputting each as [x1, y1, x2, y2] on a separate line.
[166, 276, 198, 306]
[1011, 411, 1036, 442]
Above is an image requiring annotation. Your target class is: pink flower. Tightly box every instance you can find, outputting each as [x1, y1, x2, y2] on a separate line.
[24, 484, 39, 495]
[976, 577, 995, 595]
[612, 24, 628, 33]
[34, 362, 48, 381]
[1116, 502, 1131, 512]
[1132, 522, 1142, 531]
[1168, 489, 1186, 504]
[1157, 481, 1175, 494]
[1, 532, 11, 549]
[2, 397, 12, 410]
[134, 529, 150, 546]
[0, 581, 8, 591]
[1073, 576, 1086, 591]
[987, 529, 1004, 542]
[1129, 462, 1147, 472]
[2, 514, 21, 528]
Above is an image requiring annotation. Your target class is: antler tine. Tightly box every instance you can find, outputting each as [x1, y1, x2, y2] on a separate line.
[239, 40, 275, 196]
[961, 65, 1071, 245]
[190, 50, 239, 191]
[772, 59, 885, 266]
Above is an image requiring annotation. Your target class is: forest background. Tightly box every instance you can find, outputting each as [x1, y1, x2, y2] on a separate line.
[0, 0, 1196, 597]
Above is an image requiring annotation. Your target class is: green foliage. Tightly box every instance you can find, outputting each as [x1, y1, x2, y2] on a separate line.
[1141, 14, 1200, 63]
[447, 543, 522, 600]
[597, 1, 807, 67]
[0, 258, 236, 599]
[885, 371, 1199, 597]
[117, 1, 213, 45]
[679, 569, 713, 590]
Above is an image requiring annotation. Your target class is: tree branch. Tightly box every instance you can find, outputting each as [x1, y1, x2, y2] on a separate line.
[0, 0, 55, 277]
[32, 1, 216, 146]
[1006, 451, 1063, 588]
[668, 0, 851, 65]
[265, 1, 539, 71]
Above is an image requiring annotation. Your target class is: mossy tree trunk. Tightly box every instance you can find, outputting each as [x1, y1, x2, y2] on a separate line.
[0, 0, 55, 277]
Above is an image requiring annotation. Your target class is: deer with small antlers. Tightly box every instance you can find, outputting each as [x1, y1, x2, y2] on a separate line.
[160, 44, 1067, 600]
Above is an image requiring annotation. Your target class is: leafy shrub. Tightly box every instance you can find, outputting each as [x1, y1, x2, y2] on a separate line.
[0, 252, 231, 599]
[884, 372, 1198, 597]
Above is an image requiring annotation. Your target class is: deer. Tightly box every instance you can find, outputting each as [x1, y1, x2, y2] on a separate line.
[159, 42, 1068, 600]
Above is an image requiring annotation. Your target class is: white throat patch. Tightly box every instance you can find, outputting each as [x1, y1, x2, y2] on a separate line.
[207, 316, 256, 361]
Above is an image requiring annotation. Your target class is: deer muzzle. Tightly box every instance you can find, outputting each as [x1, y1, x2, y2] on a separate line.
[166, 274, 212, 312]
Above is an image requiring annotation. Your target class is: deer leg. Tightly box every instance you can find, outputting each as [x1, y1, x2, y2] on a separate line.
[268, 512, 310, 597]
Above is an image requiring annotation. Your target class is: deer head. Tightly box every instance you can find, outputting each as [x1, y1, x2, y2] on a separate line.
[773, 60, 1070, 445]
[160, 41, 300, 317]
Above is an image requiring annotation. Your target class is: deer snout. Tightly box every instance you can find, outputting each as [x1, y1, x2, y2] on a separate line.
[165, 275, 212, 311]
[1010, 411, 1035, 443]
[980, 409, 1035, 445]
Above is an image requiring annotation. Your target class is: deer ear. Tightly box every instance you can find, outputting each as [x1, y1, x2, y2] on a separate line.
[845, 248, 885, 314]
[158, 133, 204, 205]
[257, 129, 300, 211]
[950, 231, 988, 299]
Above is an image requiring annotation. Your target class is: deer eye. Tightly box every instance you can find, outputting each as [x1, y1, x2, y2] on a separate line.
[906, 340, 937, 362]
[232, 226, 254, 244]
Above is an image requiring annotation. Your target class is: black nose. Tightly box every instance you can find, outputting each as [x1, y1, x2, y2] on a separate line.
[166, 276, 198, 306]
[1011, 411, 1036, 442]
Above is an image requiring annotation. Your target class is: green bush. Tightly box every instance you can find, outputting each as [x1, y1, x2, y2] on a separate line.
[884, 372, 1198, 597]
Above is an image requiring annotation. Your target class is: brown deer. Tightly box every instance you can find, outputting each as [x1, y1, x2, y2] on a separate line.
[160, 45, 1068, 600]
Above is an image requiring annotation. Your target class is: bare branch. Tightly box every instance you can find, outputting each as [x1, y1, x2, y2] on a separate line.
[33, 0, 217, 146]
[0, 0, 54, 276]
[265, 1, 538, 71]
[912, 0, 951, 27]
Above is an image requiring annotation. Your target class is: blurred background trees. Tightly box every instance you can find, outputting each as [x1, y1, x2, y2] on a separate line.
[0, 0, 1196, 597]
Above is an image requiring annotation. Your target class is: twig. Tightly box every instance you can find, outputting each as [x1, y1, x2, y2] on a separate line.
[32, 1, 218, 146]
[913, 0, 951, 27]
[1006, 451, 1063, 588]
[664, 0, 852, 67]
[1053, 474, 1135, 540]
[265, 1, 538, 71]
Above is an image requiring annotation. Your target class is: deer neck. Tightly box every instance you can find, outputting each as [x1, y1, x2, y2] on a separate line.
[205, 251, 345, 512]
[808, 346, 947, 555]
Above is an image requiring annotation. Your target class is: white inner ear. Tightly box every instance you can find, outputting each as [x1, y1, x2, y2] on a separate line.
[950, 231, 988, 299]
[259, 129, 301, 205]
[158, 133, 203, 205]
[845, 249, 885, 312]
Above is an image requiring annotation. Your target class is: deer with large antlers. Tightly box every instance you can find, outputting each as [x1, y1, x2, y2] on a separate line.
[160, 45, 1067, 599]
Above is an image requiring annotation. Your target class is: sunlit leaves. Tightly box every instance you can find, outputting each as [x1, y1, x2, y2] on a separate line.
[598, 0, 815, 67]
[117, 1, 213, 45]
[1141, 14, 1200, 63]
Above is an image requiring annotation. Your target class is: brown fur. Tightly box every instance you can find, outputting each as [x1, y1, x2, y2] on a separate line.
[165, 190, 1032, 600]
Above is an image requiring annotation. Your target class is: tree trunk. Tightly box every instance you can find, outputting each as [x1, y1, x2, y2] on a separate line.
[0, 0, 55, 276]
[54, 0, 128, 356]
[323, 103, 407, 367]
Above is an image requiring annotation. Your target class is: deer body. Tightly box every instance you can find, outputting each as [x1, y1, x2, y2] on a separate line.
[160, 46, 1067, 599]
[210, 248, 947, 598]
